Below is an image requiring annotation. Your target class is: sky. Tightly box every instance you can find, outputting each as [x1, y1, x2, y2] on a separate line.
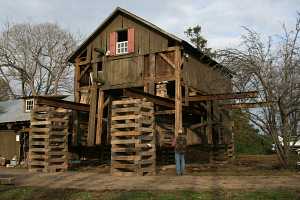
[0, 0, 299, 49]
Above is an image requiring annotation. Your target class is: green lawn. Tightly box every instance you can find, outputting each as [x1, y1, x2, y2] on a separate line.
[0, 186, 299, 200]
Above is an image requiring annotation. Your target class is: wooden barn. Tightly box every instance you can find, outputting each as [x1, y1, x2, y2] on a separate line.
[28, 7, 257, 175]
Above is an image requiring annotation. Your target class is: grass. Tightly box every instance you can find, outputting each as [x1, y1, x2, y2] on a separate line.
[0, 186, 299, 200]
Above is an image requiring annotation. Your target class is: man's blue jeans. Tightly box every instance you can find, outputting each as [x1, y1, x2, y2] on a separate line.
[175, 151, 185, 175]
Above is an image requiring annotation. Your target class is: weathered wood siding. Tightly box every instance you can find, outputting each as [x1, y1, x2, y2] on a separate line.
[77, 13, 170, 89]
[0, 130, 19, 160]
[183, 56, 232, 94]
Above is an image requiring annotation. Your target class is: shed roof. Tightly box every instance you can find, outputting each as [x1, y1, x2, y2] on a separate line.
[0, 99, 31, 123]
[0, 95, 74, 124]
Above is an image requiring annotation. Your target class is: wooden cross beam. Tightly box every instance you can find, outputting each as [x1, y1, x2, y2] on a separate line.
[222, 102, 272, 109]
[187, 91, 258, 102]
[35, 96, 90, 112]
[158, 53, 175, 69]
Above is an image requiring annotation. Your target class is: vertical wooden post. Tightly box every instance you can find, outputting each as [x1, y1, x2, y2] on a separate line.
[184, 83, 189, 106]
[96, 90, 105, 145]
[175, 47, 182, 137]
[206, 101, 213, 144]
[87, 85, 97, 146]
[73, 58, 81, 145]
[148, 53, 156, 95]
[107, 97, 112, 144]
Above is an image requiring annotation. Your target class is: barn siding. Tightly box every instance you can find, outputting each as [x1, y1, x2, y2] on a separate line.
[0, 130, 19, 160]
[183, 56, 232, 94]
[77, 14, 169, 88]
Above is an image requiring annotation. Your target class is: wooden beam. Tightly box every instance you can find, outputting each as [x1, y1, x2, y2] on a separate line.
[96, 90, 105, 145]
[149, 53, 156, 94]
[174, 47, 182, 137]
[35, 97, 90, 112]
[79, 64, 91, 80]
[222, 102, 272, 109]
[184, 83, 189, 106]
[158, 53, 175, 69]
[87, 85, 97, 146]
[155, 110, 175, 115]
[75, 58, 81, 102]
[103, 96, 111, 108]
[187, 91, 258, 102]
[124, 88, 174, 108]
[206, 101, 213, 144]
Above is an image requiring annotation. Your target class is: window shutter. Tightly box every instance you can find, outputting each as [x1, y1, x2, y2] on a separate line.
[109, 32, 117, 56]
[128, 28, 135, 53]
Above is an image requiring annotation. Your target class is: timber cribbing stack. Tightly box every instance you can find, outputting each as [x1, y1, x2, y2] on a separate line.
[29, 105, 68, 172]
[111, 98, 156, 176]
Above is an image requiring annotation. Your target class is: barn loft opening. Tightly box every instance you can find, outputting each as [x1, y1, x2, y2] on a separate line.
[117, 30, 128, 54]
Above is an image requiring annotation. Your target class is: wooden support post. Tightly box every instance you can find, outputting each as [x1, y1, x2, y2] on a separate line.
[107, 97, 112, 145]
[206, 101, 213, 144]
[149, 53, 156, 95]
[96, 90, 105, 145]
[174, 47, 182, 137]
[87, 85, 97, 146]
[184, 83, 189, 106]
[73, 57, 81, 145]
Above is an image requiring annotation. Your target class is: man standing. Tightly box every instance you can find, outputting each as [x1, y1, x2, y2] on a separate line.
[172, 131, 187, 176]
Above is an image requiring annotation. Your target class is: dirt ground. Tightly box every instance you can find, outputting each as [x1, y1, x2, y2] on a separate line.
[1, 155, 300, 192]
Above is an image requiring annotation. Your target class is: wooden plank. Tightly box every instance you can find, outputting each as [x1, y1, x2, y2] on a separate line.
[79, 64, 91, 80]
[87, 85, 97, 146]
[206, 101, 213, 144]
[174, 47, 182, 136]
[111, 131, 141, 136]
[35, 97, 89, 112]
[158, 53, 175, 69]
[31, 128, 50, 132]
[111, 139, 140, 145]
[187, 91, 258, 101]
[124, 88, 174, 108]
[111, 123, 139, 129]
[148, 53, 156, 94]
[112, 155, 141, 161]
[112, 115, 140, 121]
[155, 110, 175, 115]
[222, 102, 272, 109]
[96, 90, 105, 145]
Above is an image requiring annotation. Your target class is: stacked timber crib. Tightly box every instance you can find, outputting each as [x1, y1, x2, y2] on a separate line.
[111, 98, 156, 176]
[29, 105, 69, 172]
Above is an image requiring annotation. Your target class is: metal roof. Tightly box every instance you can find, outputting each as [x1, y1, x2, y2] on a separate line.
[0, 99, 31, 123]
[0, 95, 74, 124]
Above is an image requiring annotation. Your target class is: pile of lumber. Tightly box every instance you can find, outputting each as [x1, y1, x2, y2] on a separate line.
[111, 98, 156, 176]
[29, 105, 69, 172]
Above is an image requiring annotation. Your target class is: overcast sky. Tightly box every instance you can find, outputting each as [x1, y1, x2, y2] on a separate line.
[0, 0, 299, 49]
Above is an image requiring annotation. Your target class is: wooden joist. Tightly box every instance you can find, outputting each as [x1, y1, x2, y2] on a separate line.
[187, 91, 258, 102]
[35, 96, 90, 112]
[87, 85, 97, 146]
[124, 88, 174, 108]
[222, 102, 272, 109]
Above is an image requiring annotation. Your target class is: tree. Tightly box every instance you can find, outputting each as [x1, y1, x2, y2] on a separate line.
[218, 13, 300, 168]
[185, 25, 216, 58]
[0, 22, 76, 97]
[233, 110, 272, 155]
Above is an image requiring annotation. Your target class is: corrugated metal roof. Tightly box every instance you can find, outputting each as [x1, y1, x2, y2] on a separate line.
[0, 95, 74, 124]
[0, 99, 31, 123]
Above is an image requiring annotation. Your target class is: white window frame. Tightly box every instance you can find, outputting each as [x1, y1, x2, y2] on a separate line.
[25, 99, 34, 112]
[116, 41, 128, 55]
